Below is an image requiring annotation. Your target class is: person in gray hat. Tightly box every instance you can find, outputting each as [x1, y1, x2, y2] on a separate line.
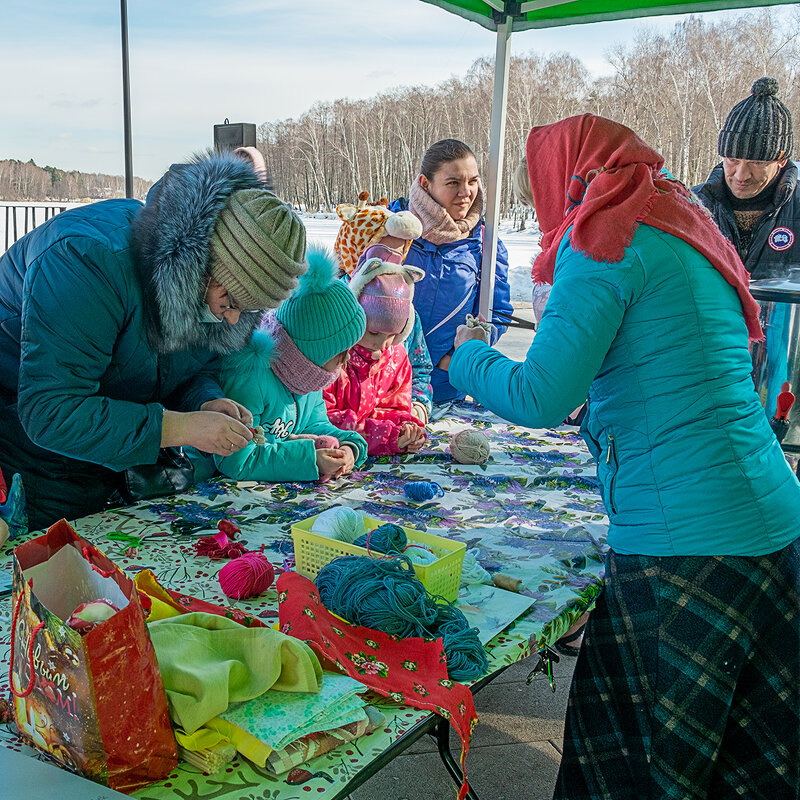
[694, 77, 797, 279]
[694, 78, 798, 436]
[0, 150, 307, 529]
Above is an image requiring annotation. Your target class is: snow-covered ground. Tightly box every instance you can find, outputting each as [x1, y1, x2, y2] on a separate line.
[1, 204, 541, 306]
[303, 215, 540, 306]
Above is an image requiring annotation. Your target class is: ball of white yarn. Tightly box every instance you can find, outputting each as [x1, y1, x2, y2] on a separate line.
[311, 506, 365, 544]
[449, 430, 490, 465]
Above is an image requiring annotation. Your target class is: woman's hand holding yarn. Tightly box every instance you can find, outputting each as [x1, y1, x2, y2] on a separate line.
[337, 445, 356, 476]
[162, 409, 253, 456]
[454, 317, 491, 350]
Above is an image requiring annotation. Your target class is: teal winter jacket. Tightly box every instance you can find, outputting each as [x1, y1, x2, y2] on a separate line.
[450, 224, 800, 557]
[0, 153, 266, 527]
[211, 332, 368, 482]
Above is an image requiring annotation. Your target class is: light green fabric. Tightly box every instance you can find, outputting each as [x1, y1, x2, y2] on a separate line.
[221, 671, 366, 751]
[148, 612, 323, 733]
[207, 331, 368, 481]
[450, 224, 800, 557]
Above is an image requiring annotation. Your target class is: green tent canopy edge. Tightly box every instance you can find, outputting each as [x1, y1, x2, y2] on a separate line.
[420, 0, 796, 31]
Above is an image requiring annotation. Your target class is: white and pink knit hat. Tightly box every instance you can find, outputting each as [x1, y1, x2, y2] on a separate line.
[348, 258, 424, 342]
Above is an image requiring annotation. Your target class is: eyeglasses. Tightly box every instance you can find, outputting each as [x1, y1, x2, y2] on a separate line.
[221, 293, 241, 312]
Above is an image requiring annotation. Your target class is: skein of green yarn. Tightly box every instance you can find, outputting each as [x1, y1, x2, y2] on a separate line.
[314, 555, 488, 680]
[353, 523, 407, 554]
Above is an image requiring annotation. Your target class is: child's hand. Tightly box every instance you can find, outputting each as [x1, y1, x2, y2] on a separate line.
[316, 448, 345, 479]
[337, 446, 356, 476]
[398, 422, 426, 453]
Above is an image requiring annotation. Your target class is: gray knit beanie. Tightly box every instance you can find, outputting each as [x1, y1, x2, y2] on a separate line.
[209, 188, 307, 311]
[718, 77, 793, 162]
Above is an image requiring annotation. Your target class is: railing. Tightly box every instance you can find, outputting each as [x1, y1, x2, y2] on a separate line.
[1, 203, 68, 253]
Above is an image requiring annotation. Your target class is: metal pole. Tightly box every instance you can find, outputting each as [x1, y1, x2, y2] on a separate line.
[120, 0, 133, 198]
[478, 17, 513, 322]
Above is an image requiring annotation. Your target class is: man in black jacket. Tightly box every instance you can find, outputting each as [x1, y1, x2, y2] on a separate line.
[694, 77, 797, 279]
[694, 77, 798, 460]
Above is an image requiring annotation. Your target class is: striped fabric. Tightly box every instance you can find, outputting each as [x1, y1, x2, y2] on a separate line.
[718, 77, 794, 162]
[554, 540, 800, 800]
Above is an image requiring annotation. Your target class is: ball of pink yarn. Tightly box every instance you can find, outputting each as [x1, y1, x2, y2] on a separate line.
[218, 550, 275, 600]
[314, 435, 339, 449]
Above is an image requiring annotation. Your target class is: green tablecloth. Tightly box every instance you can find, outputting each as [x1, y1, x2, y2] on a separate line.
[0, 401, 608, 799]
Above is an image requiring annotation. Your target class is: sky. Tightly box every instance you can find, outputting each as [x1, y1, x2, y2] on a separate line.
[1, 0, 795, 180]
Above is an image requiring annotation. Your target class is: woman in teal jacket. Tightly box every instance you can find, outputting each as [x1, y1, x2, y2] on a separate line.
[0, 152, 307, 528]
[450, 116, 800, 799]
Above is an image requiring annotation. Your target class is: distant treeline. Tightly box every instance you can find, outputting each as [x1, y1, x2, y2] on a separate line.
[259, 9, 800, 213]
[0, 159, 152, 203]
[4, 9, 799, 211]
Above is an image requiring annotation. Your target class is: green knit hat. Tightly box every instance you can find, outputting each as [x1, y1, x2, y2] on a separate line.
[718, 77, 793, 162]
[210, 188, 307, 311]
[275, 246, 366, 366]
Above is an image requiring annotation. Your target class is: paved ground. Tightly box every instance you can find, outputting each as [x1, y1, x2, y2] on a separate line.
[349, 308, 576, 800]
[348, 655, 576, 800]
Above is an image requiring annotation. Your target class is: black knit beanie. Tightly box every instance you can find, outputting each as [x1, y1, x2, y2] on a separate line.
[718, 77, 793, 161]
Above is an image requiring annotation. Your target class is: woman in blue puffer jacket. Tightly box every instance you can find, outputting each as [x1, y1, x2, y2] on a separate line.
[450, 116, 800, 799]
[390, 139, 513, 403]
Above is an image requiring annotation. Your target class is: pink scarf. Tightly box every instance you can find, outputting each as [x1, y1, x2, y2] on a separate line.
[408, 179, 483, 246]
[527, 114, 762, 341]
[263, 315, 340, 395]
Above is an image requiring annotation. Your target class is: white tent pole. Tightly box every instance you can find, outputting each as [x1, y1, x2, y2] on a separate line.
[478, 16, 512, 321]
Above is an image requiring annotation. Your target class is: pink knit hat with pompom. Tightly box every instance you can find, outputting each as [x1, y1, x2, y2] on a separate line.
[359, 273, 412, 335]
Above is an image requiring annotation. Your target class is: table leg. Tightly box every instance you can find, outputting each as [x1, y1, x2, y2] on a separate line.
[434, 717, 482, 799]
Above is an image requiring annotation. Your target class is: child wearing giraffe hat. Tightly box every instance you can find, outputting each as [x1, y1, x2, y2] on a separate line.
[333, 192, 434, 422]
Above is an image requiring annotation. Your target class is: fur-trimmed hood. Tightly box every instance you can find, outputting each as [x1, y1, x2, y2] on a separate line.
[131, 151, 264, 354]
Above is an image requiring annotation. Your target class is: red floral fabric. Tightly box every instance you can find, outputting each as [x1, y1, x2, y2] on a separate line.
[324, 344, 425, 456]
[277, 571, 477, 799]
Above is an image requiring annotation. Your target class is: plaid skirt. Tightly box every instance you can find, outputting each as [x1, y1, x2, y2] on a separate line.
[554, 538, 800, 800]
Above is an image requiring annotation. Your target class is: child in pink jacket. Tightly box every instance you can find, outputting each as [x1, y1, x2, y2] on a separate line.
[324, 258, 427, 456]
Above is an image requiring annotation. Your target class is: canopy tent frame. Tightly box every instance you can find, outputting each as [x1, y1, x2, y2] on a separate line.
[118, 0, 795, 320]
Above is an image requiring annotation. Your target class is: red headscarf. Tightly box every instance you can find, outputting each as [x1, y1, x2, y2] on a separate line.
[527, 114, 762, 340]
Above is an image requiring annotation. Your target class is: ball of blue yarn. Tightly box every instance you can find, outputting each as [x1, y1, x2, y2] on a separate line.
[314, 554, 488, 681]
[353, 523, 407, 554]
[404, 481, 445, 502]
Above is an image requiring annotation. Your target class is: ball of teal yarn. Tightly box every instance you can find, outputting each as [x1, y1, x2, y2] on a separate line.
[353, 523, 407, 554]
[435, 603, 489, 681]
[311, 506, 364, 544]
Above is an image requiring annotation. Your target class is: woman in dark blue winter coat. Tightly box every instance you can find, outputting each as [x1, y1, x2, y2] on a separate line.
[390, 139, 512, 403]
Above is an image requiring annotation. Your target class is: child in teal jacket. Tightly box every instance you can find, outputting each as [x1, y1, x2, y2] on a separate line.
[210, 247, 368, 482]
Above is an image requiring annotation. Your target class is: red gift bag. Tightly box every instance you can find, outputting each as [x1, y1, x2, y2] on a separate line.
[9, 520, 177, 793]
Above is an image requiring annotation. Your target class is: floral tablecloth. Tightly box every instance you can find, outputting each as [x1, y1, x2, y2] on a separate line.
[0, 401, 608, 800]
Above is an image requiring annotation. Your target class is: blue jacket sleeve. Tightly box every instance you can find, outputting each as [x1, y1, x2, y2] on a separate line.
[449, 239, 643, 427]
[404, 312, 434, 417]
[17, 238, 163, 470]
[490, 237, 512, 344]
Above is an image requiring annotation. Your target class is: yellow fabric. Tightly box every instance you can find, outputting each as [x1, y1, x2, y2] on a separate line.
[206, 717, 273, 767]
[174, 725, 231, 752]
[135, 569, 186, 621]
